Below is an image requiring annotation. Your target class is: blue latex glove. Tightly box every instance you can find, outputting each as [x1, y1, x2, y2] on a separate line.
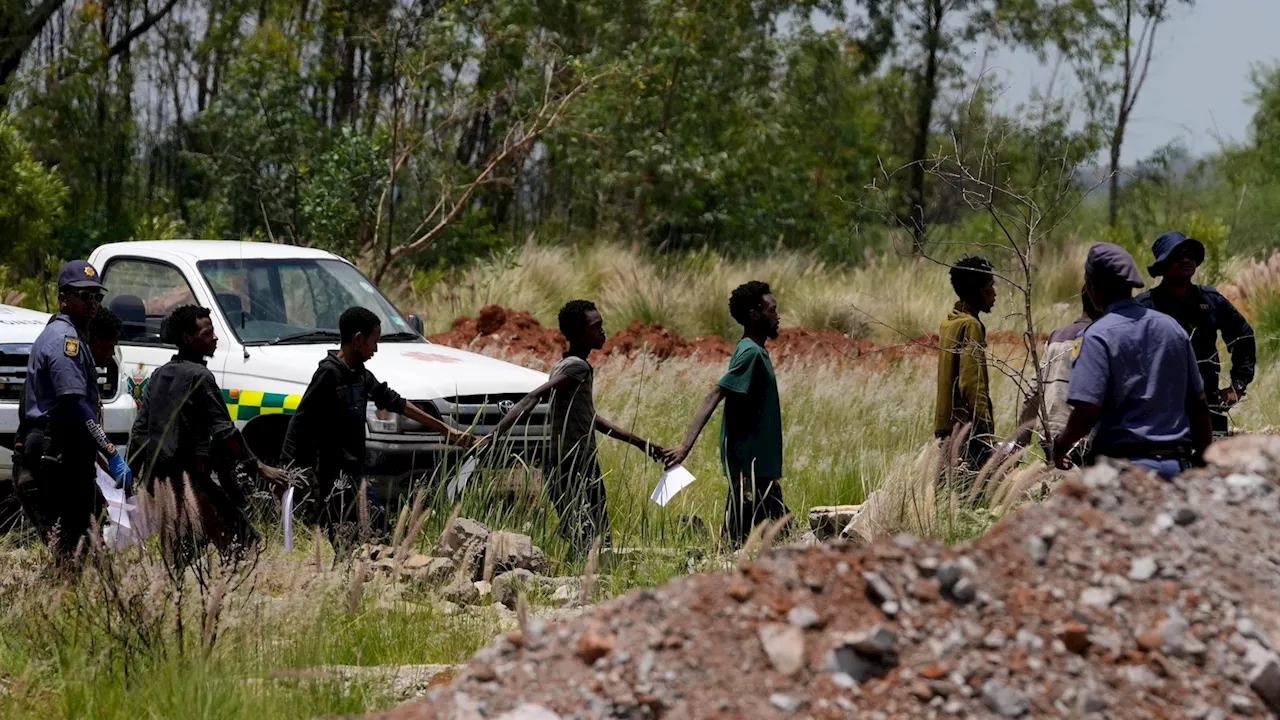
[108, 451, 132, 492]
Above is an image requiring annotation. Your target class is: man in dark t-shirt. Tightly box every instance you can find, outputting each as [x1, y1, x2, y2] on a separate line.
[666, 281, 786, 547]
[486, 300, 665, 552]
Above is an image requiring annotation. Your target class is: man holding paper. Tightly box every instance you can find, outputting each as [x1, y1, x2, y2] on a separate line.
[484, 300, 666, 553]
[664, 281, 788, 548]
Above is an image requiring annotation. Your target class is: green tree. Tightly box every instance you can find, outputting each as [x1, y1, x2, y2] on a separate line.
[0, 112, 68, 303]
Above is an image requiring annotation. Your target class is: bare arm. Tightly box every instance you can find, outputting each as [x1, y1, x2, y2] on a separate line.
[1051, 402, 1101, 469]
[595, 415, 663, 459]
[402, 401, 475, 448]
[487, 372, 578, 440]
[662, 385, 728, 468]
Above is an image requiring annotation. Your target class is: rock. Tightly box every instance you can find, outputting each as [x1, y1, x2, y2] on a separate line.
[949, 577, 977, 605]
[840, 489, 888, 544]
[483, 531, 548, 580]
[1128, 556, 1158, 582]
[1079, 693, 1107, 713]
[787, 605, 821, 630]
[982, 680, 1029, 717]
[474, 581, 492, 599]
[1082, 462, 1120, 489]
[575, 625, 615, 664]
[758, 623, 806, 676]
[769, 694, 802, 713]
[1172, 507, 1199, 526]
[495, 704, 562, 720]
[1024, 536, 1049, 566]
[1204, 434, 1280, 475]
[1059, 622, 1090, 654]
[808, 505, 863, 540]
[436, 518, 490, 558]
[405, 556, 457, 587]
[1239, 618, 1273, 648]
[982, 629, 1007, 649]
[1249, 656, 1280, 712]
[845, 626, 898, 660]
[1080, 586, 1116, 609]
[491, 569, 536, 608]
[936, 563, 962, 593]
[914, 578, 941, 602]
[1229, 694, 1255, 714]
[443, 578, 481, 606]
[862, 571, 896, 605]
[401, 553, 433, 570]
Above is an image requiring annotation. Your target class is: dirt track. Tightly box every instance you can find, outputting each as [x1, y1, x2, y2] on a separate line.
[367, 435, 1280, 719]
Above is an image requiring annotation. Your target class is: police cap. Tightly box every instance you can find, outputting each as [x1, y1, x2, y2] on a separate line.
[57, 260, 106, 290]
[1084, 243, 1145, 289]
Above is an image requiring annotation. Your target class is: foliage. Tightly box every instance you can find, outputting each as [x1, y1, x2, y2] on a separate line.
[0, 112, 67, 302]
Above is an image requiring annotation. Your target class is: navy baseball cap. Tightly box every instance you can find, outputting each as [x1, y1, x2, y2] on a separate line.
[57, 260, 106, 290]
[1085, 243, 1145, 289]
[1148, 231, 1204, 277]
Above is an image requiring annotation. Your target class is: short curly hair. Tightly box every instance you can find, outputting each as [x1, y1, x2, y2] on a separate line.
[729, 280, 772, 326]
[340, 306, 381, 343]
[950, 256, 994, 299]
[558, 299, 598, 340]
[89, 306, 122, 341]
[161, 305, 211, 347]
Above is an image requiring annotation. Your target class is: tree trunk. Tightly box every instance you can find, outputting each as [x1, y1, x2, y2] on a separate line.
[1107, 120, 1125, 227]
[906, 0, 944, 253]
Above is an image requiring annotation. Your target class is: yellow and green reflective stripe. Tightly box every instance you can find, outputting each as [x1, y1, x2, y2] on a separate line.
[222, 388, 303, 421]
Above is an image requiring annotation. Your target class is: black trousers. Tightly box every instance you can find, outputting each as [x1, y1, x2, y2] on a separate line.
[147, 460, 261, 558]
[13, 451, 103, 565]
[302, 471, 387, 555]
[547, 455, 610, 554]
[723, 471, 789, 549]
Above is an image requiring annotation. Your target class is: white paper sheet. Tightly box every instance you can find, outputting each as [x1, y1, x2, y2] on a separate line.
[95, 467, 149, 550]
[650, 465, 696, 507]
[446, 457, 479, 502]
[282, 485, 296, 552]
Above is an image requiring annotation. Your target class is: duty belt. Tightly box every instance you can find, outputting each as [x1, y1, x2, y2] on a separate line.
[1091, 440, 1193, 461]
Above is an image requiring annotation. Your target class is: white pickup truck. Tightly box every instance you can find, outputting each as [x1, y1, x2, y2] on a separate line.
[1, 241, 550, 502]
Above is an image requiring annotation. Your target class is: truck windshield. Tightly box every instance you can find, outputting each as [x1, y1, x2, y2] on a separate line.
[199, 258, 417, 345]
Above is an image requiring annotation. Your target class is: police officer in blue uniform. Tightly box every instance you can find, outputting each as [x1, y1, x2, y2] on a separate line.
[14, 260, 131, 564]
[1137, 231, 1255, 434]
[1052, 243, 1213, 479]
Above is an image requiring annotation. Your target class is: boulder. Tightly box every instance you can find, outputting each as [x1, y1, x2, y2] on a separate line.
[442, 577, 481, 606]
[483, 531, 549, 580]
[405, 556, 457, 587]
[808, 505, 864, 541]
[491, 569, 537, 608]
[435, 518, 491, 558]
[401, 553, 433, 570]
[840, 490, 889, 545]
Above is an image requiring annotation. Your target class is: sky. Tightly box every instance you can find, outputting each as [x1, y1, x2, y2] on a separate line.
[982, 0, 1280, 164]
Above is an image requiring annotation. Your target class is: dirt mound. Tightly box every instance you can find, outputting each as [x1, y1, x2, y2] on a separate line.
[429, 306, 1032, 369]
[428, 306, 566, 362]
[370, 435, 1280, 719]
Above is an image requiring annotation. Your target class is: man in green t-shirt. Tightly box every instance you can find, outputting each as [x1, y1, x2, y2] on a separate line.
[665, 281, 786, 547]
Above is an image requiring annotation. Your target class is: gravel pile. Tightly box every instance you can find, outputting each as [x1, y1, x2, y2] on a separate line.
[368, 435, 1280, 719]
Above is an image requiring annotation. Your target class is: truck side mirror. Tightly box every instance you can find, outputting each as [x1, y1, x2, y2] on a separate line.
[406, 313, 424, 335]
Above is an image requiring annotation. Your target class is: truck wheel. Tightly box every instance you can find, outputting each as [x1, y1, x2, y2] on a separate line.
[242, 415, 290, 468]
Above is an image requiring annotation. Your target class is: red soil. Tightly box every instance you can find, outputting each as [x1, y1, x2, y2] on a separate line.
[427, 305, 1026, 368]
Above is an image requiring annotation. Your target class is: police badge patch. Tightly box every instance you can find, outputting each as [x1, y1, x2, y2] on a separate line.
[1071, 336, 1083, 360]
[64, 337, 79, 357]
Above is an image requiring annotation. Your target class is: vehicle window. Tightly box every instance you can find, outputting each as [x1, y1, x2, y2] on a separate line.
[199, 258, 412, 344]
[101, 259, 197, 344]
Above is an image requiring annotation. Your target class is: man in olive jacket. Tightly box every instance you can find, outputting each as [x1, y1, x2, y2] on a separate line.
[935, 256, 997, 470]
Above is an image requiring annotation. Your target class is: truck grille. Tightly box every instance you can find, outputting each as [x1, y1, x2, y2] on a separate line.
[0, 345, 119, 402]
[411, 393, 548, 435]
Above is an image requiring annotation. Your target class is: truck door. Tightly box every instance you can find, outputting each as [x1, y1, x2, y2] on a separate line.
[99, 257, 229, 408]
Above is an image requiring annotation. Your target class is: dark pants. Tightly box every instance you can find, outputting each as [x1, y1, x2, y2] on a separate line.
[723, 471, 789, 549]
[147, 460, 261, 558]
[304, 471, 387, 555]
[14, 452, 103, 566]
[1210, 409, 1230, 435]
[548, 455, 610, 554]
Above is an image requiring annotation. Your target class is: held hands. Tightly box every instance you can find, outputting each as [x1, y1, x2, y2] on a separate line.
[107, 450, 132, 492]
[662, 444, 691, 470]
[1053, 451, 1074, 471]
[642, 442, 667, 463]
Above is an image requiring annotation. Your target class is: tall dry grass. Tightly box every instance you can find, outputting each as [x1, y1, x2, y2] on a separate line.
[397, 240, 1089, 343]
